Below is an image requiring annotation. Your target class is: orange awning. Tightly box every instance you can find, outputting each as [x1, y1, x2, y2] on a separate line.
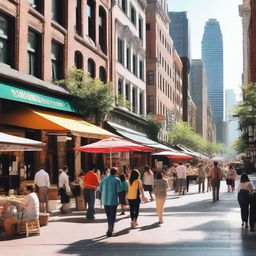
[1, 106, 116, 139]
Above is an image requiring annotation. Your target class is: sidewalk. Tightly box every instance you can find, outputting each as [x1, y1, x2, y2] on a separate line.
[1, 178, 256, 256]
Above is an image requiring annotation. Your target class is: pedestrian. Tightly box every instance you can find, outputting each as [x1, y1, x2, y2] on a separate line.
[209, 162, 223, 202]
[118, 174, 128, 215]
[34, 165, 50, 212]
[83, 166, 100, 219]
[153, 172, 169, 224]
[99, 168, 122, 237]
[226, 165, 237, 192]
[237, 173, 254, 229]
[58, 166, 71, 213]
[186, 164, 192, 192]
[142, 166, 154, 200]
[127, 169, 145, 228]
[3, 184, 39, 236]
[197, 164, 206, 193]
[176, 162, 187, 195]
[205, 164, 212, 192]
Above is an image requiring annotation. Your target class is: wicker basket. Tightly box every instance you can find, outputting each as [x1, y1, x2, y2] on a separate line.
[39, 213, 49, 226]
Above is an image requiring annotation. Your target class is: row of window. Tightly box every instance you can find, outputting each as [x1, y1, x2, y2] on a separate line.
[118, 78, 145, 115]
[117, 0, 144, 40]
[0, 11, 106, 82]
[159, 28, 172, 55]
[26, 0, 107, 53]
[117, 38, 144, 80]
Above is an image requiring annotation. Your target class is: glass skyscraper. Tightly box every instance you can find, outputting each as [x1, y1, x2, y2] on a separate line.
[201, 19, 223, 122]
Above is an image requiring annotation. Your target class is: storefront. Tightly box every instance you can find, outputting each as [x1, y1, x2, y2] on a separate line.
[0, 71, 114, 189]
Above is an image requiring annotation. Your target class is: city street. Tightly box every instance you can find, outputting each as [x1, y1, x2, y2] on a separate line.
[1, 178, 256, 256]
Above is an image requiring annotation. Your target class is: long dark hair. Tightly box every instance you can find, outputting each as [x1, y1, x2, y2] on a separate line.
[129, 169, 140, 185]
[240, 173, 250, 183]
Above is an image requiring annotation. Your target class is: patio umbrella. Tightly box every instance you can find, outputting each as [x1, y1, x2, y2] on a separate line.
[152, 151, 193, 160]
[74, 137, 152, 167]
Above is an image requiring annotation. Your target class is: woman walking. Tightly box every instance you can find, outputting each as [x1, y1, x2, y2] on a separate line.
[153, 172, 169, 224]
[226, 165, 237, 192]
[118, 174, 128, 215]
[142, 166, 154, 200]
[127, 169, 145, 227]
[238, 173, 254, 228]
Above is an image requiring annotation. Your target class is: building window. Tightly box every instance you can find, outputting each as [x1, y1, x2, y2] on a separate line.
[118, 78, 123, 96]
[139, 92, 143, 115]
[148, 95, 154, 114]
[74, 51, 83, 69]
[132, 87, 137, 112]
[130, 5, 136, 27]
[76, 0, 82, 36]
[52, 0, 65, 27]
[0, 12, 15, 67]
[125, 83, 130, 101]
[99, 66, 106, 82]
[87, 0, 96, 42]
[87, 58, 95, 78]
[51, 41, 63, 81]
[118, 0, 127, 13]
[146, 23, 150, 31]
[117, 38, 124, 65]
[28, 0, 43, 13]
[99, 7, 106, 53]
[27, 29, 41, 78]
[132, 54, 137, 76]
[147, 71, 154, 85]
[126, 47, 130, 70]
[138, 17, 143, 40]
[139, 60, 144, 80]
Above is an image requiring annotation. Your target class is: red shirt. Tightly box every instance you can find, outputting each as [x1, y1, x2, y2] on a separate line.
[83, 171, 100, 190]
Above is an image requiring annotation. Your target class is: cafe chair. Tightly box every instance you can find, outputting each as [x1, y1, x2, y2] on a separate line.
[17, 219, 40, 237]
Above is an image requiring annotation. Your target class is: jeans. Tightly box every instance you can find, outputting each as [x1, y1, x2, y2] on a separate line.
[238, 189, 250, 222]
[104, 205, 118, 230]
[83, 188, 96, 219]
[212, 179, 220, 201]
[198, 179, 205, 193]
[128, 199, 140, 221]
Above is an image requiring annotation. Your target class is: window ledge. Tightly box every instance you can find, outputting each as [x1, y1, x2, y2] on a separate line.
[28, 7, 44, 21]
[51, 20, 67, 35]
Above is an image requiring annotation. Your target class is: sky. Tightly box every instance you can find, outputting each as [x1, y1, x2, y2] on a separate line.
[168, 0, 243, 96]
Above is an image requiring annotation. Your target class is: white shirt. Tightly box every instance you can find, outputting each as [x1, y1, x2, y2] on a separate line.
[143, 170, 154, 185]
[58, 171, 71, 192]
[22, 192, 39, 221]
[34, 169, 50, 187]
[176, 165, 187, 179]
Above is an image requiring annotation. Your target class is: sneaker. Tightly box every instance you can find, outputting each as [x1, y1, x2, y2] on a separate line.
[119, 212, 125, 215]
[106, 230, 112, 237]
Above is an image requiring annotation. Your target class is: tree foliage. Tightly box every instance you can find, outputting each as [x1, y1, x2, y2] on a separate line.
[232, 138, 247, 154]
[145, 115, 164, 141]
[168, 122, 225, 157]
[59, 67, 114, 124]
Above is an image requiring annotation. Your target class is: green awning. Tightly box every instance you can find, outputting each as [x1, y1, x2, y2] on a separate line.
[0, 81, 76, 112]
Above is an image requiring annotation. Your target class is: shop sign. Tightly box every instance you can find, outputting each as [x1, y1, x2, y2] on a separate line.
[0, 81, 76, 112]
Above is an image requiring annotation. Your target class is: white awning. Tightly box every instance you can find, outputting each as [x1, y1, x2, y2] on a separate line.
[0, 132, 43, 151]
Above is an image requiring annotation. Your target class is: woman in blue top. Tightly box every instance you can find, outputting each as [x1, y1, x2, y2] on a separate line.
[118, 174, 128, 215]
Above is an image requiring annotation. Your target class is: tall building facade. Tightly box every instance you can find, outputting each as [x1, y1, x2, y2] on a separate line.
[169, 11, 191, 123]
[225, 89, 239, 147]
[0, 0, 113, 184]
[190, 59, 208, 139]
[201, 19, 224, 143]
[168, 11, 190, 59]
[146, 0, 183, 142]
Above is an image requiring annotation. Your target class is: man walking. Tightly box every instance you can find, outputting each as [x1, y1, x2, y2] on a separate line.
[83, 166, 100, 219]
[209, 162, 223, 202]
[198, 164, 206, 193]
[99, 168, 122, 237]
[59, 166, 71, 213]
[34, 165, 50, 212]
[176, 162, 187, 195]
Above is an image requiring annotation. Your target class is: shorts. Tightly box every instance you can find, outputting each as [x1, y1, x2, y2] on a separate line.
[38, 186, 49, 202]
[118, 191, 127, 205]
[143, 185, 153, 192]
[177, 178, 186, 187]
[59, 188, 70, 204]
